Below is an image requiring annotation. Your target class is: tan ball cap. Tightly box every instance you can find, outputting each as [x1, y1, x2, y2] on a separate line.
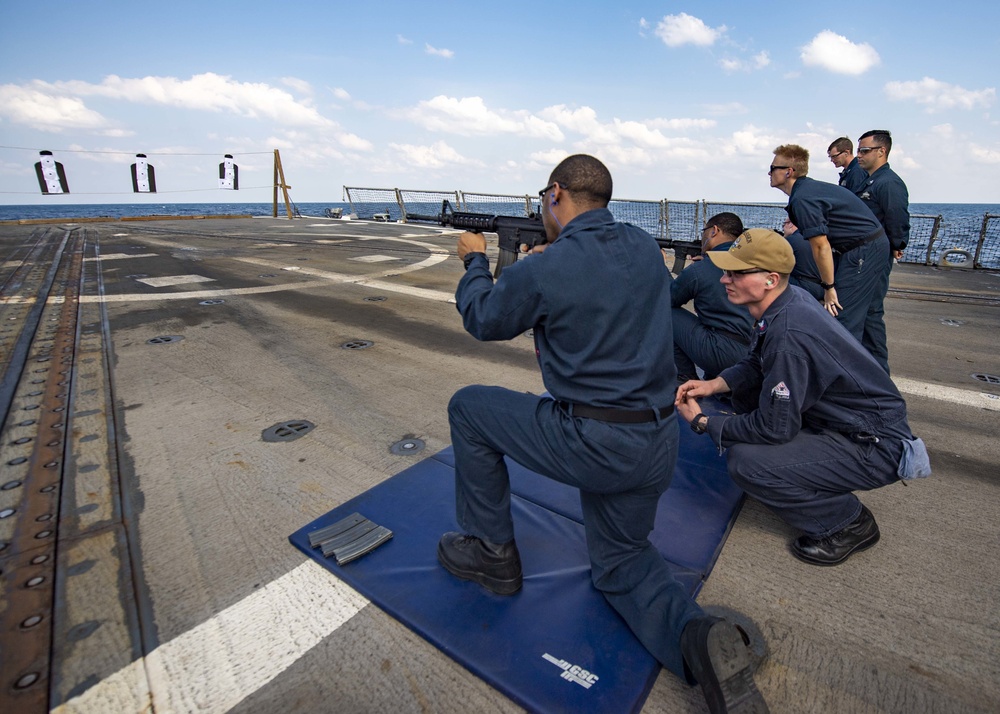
[707, 228, 795, 273]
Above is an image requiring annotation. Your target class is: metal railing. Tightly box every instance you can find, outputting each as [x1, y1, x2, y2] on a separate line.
[343, 186, 999, 269]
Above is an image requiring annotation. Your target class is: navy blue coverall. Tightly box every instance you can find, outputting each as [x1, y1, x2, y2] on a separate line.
[787, 176, 891, 372]
[784, 230, 824, 300]
[856, 164, 910, 369]
[449, 207, 700, 678]
[838, 157, 868, 194]
[706, 286, 913, 536]
[671, 241, 753, 380]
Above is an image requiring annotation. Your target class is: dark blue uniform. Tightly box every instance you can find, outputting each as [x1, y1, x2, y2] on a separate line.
[838, 157, 867, 194]
[855, 163, 909, 372]
[670, 242, 753, 380]
[784, 230, 824, 300]
[706, 286, 915, 536]
[787, 176, 891, 372]
[856, 163, 910, 252]
[450, 207, 700, 678]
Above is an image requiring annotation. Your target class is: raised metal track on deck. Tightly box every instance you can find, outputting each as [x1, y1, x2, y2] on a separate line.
[1, 227, 145, 712]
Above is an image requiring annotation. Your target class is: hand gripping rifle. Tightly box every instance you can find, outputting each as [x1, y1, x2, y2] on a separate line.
[405, 200, 547, 279]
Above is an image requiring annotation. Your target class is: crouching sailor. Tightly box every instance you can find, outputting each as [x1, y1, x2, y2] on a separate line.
[676, 228, 931, 566]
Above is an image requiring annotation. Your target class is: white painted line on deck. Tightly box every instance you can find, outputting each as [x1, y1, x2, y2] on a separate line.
[55, 560, 368, 714]
[894, 377, 1000, 411]
[351, 255, 400, 263]
[84, 253, 158, 261]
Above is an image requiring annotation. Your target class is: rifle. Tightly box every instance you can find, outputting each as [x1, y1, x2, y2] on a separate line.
[405, 200, 547, 278]
[654, 237, 703, 274]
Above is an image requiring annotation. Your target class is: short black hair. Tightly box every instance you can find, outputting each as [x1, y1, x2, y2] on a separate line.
[705, 212, 744, 237]
[549, 154, 613, 208]
[859, 129, 892, 156]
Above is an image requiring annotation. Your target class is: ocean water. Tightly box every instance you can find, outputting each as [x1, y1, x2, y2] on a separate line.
[2, 200, 996, 223]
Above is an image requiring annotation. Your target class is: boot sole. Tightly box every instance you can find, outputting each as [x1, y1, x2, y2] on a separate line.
[703, 622, 769, 713]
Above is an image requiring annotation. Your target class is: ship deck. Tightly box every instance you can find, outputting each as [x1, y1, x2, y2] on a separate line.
[1, 215, 998, 713]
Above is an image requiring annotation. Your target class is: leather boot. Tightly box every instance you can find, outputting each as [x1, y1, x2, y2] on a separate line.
[791, 504, 880, 566]
[437, 532, 522, 595]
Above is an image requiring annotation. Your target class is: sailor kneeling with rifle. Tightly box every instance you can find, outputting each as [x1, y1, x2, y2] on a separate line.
[437, 154, 768, 714]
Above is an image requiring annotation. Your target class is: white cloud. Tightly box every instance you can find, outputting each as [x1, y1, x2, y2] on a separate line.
[719, 52, 770, 73]
[646, 117, 717, 131]
[654, 13, 725, 48]
[44, 73, 335, 127]
[404, 96, 563, 140]
[969, 144, 1000, 164]
[885, 77, 996, 112]
[800, 31, 880, 75]
[0, 83, 109, 132]
[730, 125, 780, 155]
[281, 77, 313, 96]
[425, 44, 454, 59]
[753, 52, 771, 69]
[540, 105, 615, 142]
[540, 105, 713, 149]
[332, 87, 352, 101]
[388, 140, 479, 169]
[397, 34, 412, 45]
[338, 132, 374, 152]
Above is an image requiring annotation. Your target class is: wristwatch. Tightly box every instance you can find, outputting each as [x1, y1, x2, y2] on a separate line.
[690, 413, 709, 434]
[820, 281, 836, 290]
[462, 252, 482, 270]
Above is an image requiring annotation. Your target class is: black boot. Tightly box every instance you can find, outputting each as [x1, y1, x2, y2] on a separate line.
[791, 504, 880, 566]
[437, 532, 522, 595]
[681, 616, 769, 714]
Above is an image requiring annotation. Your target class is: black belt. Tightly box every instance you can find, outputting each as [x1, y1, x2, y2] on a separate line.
[834, 227, 885, 255]
[712, 328, 750, 347]
[557, 401, 674, 423]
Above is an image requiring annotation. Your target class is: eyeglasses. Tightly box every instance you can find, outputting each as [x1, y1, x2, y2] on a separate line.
[538, 182, 565, 199]
[857, 146, 882, 154]
[827, 151, 846, 159]
[722, 268, 768, 278]
[768, 165, 790, 174]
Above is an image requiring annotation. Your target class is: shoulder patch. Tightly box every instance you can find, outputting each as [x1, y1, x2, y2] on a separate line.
[770, 381, 791, 400]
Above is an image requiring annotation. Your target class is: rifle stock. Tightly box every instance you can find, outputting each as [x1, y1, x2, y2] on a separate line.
[405, 200, 547, 278]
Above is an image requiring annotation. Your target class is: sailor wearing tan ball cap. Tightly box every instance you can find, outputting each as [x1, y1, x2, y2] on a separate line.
[677, 227, 930, 567]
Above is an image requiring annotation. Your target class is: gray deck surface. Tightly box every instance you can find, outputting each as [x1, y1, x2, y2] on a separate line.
[1, 216, 997, 714]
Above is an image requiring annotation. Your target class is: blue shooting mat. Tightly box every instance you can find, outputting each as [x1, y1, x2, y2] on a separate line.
[288, 401, 743, 714]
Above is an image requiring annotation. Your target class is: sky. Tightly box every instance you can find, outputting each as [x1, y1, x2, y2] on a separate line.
[1, 1, 998, 205]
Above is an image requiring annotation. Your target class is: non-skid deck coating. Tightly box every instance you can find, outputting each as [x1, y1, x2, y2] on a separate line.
[0, 215, 998, 714]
